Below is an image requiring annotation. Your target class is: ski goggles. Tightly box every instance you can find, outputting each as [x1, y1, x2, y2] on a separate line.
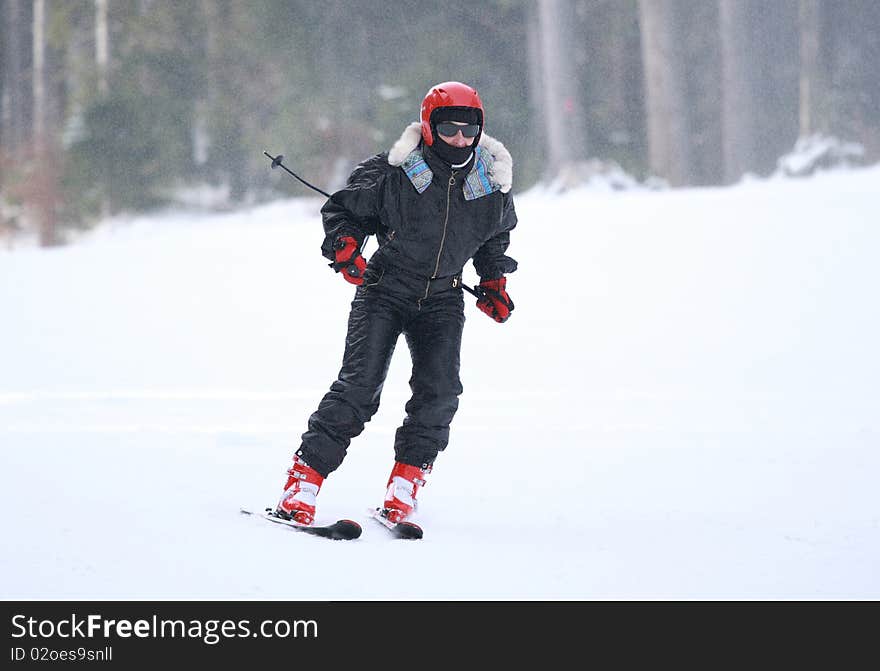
[435, 122, 481, 138]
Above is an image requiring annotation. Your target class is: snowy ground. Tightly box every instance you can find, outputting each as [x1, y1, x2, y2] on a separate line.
[1, 166, 878, 600]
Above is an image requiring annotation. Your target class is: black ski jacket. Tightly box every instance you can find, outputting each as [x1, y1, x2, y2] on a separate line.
[320, 123, 518, 298]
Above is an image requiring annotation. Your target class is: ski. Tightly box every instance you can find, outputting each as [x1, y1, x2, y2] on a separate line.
[369, 507, 424, 540]
[240, 508, 362, 541]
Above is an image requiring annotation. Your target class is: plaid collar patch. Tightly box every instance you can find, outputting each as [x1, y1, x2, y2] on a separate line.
[401, 146, 501, 201]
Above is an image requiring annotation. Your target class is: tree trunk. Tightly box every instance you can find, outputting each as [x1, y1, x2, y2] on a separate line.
[95, 0, 109, 95]
[32, 0, 59, 246]
[638, 0, 693, 186]
[536, 0, 589, 180]
[94, 0, 111, 217]
[2, 0, 31, 152]
[606, 4, 632, 145]
[525, 1, 546, 151]
[200, 0, 248, 202]
[32, 0, 46, 142]
[798, 0, 825, 136]
[719, 0, 761, 183]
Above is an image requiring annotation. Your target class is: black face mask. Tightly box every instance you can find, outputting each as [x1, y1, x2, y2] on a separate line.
[429, 140, 475, 167]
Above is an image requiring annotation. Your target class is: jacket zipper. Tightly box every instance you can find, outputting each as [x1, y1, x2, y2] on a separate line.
[420, 173, 456, 308]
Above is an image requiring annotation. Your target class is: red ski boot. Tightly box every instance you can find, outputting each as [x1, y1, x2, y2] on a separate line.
[275, 455, 324, 526]
[382, 461, 431, 523]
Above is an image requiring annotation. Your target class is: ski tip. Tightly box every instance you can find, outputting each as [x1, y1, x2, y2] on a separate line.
[369, 507, 424, 539]
[395, 522, 423, 540]
[335, 519, 363, 539]
[240, 507, 275, 517]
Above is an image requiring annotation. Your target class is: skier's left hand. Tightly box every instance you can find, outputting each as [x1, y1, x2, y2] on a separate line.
[476, 276, 514, 323]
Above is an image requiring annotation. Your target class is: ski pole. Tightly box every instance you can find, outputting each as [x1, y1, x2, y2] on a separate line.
[264, 152, 331, 198]
[263, 150, 482, 298]
[264, 150, 368, 268]
[461, 283, 484, 299]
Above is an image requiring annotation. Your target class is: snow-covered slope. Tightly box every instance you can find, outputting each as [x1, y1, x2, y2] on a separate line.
[1, 167, 878, 599]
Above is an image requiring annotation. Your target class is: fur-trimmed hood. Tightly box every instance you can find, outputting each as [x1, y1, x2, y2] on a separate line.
[387, 122, 513, 193]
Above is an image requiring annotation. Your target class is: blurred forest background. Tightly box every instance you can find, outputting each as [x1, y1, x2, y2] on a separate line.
[1, 0, 878, 247]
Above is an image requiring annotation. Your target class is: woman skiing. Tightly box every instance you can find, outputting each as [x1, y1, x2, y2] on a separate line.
[275, 81, 518, 531]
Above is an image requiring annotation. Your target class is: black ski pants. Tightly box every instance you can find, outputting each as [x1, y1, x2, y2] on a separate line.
[297, 284, 465, 477]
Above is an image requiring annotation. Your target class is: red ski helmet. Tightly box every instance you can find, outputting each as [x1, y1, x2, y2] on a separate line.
[420, 81, 484, 146]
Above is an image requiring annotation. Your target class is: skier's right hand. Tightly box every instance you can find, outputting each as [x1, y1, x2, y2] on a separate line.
[331, 236, 366, 285]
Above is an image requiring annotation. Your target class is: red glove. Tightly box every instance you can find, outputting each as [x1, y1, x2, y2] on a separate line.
[331, 236, 367, 285]
[476, 277, 514, 323]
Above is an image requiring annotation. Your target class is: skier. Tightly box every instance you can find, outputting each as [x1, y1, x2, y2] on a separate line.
[275, 81, 517, 529]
